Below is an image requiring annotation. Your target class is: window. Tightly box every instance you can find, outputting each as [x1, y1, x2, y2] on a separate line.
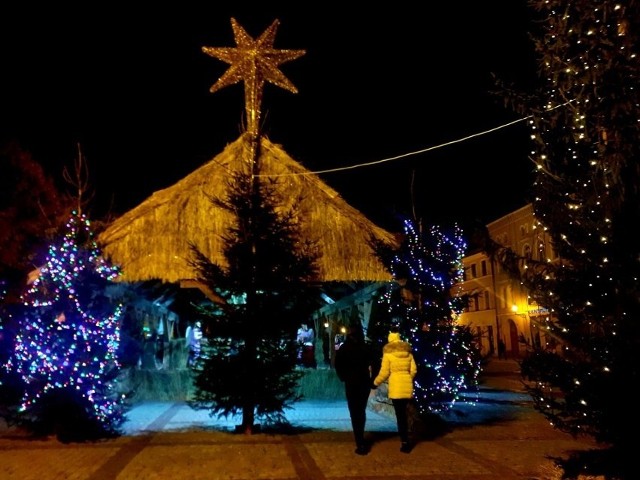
[471, 264, 477, 278]
[481, 260, 487, 276]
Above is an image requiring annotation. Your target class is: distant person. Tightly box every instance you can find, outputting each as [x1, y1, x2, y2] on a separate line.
[297, 322, 314, 345]
[296, 322, 316, 368]
[497, 338, 507, 359]
[334, 325, 376, 455]
[185, 321, 203, 367]
[373, 330, 417, 453]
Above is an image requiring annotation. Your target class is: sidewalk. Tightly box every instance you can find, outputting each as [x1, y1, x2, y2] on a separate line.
[0, 360, 602, 479]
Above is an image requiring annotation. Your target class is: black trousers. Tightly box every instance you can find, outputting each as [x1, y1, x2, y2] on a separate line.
[391, 398, 410, 443]
[344, 382, 370, 446]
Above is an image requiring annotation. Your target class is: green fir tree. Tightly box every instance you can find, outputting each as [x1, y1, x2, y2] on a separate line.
[187, 164, 319, 434]
[485, 2, 640, 477]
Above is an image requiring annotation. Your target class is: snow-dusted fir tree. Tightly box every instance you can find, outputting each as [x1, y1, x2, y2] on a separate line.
[370, 218, 481, 415]
[483, 2, 640, 477]
[3, 212, 126, 441]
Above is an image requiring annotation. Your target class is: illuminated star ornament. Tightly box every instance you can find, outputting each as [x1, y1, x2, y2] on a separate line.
[202, 18, 305, 139]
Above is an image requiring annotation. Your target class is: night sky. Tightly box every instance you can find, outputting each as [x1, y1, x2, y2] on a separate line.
[0, 3, 538, 233]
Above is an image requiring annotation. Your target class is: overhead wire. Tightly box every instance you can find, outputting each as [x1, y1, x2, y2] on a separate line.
[255, 115, 532, 178]
[255, 99, 575, 179]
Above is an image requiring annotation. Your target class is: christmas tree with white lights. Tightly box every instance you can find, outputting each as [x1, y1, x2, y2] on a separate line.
[482, 1, 640, 477]
[369, 218, 481, 415]
[3, 212, 126, 441]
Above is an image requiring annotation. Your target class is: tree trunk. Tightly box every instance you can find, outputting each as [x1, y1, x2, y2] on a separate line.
[240, 402, 256, 434]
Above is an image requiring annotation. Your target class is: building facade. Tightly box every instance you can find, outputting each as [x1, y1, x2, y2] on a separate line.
[456, 204, 558, 359]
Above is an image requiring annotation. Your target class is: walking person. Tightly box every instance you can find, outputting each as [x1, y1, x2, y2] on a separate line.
[497, 338, 507, 359]
[372, 330, 417, 453]
[334, 325, 376, 455]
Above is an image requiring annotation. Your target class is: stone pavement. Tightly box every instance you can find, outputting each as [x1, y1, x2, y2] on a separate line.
[0, 360, 603, 479]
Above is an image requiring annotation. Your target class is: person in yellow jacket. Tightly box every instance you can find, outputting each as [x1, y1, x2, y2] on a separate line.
[372, 330, 417, 453]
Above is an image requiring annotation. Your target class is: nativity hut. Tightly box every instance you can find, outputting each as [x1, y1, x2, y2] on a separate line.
[98, 134, 398, 369]
[99, 134, 395, 285]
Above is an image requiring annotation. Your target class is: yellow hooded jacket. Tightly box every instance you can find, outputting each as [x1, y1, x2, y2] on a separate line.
[373, 332, 417, 399]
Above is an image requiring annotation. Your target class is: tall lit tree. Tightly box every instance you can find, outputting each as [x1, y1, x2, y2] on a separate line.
[188, 166, 319, 434]
[486, 2, 640, 477]
[370, 218, 481, 415]
[2, 212, 126, 441]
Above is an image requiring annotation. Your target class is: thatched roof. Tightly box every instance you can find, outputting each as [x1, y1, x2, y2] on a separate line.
[98, 135, 396, 284]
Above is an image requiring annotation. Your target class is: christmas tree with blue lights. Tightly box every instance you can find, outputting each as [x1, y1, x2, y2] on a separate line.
[370, 218, 481, 415]
[3, 212, 126, 441]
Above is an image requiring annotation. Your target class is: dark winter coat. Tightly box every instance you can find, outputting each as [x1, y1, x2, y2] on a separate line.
[334, 335, 374, 387]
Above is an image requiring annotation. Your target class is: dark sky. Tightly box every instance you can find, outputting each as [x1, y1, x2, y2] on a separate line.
[0, 3, 538, 233]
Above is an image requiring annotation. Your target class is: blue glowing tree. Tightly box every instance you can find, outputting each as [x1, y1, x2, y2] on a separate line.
[370, 218, 481, 415]
[3, 212, 126, 440]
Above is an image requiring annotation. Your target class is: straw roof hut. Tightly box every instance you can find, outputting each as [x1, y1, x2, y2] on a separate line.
[98, 134, 397, 289]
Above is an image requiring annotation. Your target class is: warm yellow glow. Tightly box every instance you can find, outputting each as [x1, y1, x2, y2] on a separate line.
[202, 18, 305, 138]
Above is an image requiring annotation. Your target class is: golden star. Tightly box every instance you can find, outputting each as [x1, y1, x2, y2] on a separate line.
[203, 18, 305, 136]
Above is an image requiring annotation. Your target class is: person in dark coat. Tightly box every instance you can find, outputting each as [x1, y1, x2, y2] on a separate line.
[334, 325, 376, 455]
